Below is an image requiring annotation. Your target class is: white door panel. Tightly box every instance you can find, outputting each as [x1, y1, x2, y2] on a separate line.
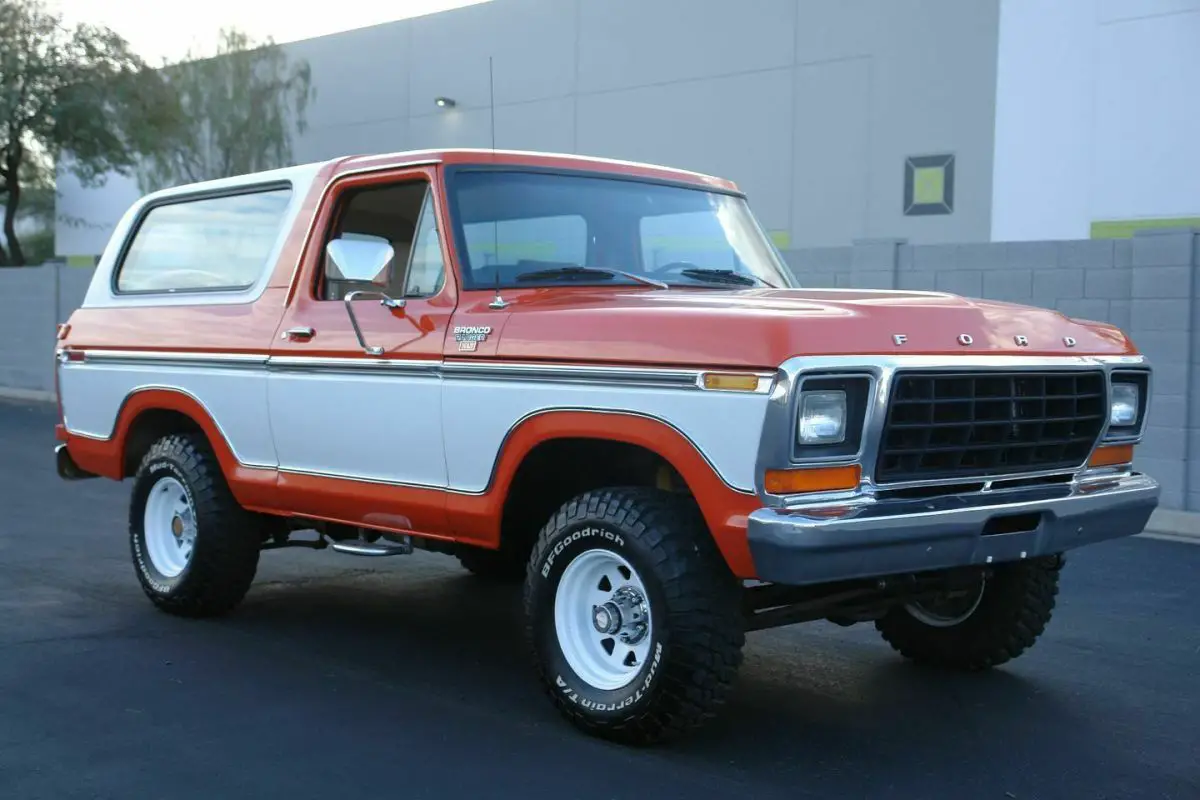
[267, 369, 447, 487]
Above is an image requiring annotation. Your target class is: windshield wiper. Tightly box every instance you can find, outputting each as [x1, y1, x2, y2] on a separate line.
[514, 266, 668, 289]
[679, 268, 775, 288]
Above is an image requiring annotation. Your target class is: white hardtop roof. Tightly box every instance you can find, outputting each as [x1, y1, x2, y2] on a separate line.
[142, 148, 729, 201]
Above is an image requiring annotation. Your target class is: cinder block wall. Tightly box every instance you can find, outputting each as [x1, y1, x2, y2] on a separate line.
[0, 265, 93, 394]
[0, 267, 58, 392]
[783, 230, 1199, 511]
[2, 231, 1197, 510]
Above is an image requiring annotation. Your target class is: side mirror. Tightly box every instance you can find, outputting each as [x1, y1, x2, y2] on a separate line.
[326, 237, 405, 356]
[326, 237, 394, 287]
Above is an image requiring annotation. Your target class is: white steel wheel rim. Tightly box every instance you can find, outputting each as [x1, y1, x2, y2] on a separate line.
[905, 579, 986, 628]
[143, 476, 197, 579]
[553, 547, 654, 692]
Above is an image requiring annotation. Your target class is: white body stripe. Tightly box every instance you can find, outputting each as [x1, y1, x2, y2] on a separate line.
[58, 360, 279, 469]
[58, 356, 768, 494]
[441, 377, 766, 493]
[267, 368, 449, 488]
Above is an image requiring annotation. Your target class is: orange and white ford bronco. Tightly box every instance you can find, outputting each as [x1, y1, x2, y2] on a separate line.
[54, 148, 1160, 744]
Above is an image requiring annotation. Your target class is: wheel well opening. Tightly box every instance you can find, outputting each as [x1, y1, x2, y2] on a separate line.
[499, 438, 691, 557]
[122, 409, 205, 478]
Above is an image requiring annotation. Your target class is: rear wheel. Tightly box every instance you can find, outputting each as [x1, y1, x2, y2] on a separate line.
[524, 487, 744, 745]
[875, 556, 1063, 670]
[129, 433, 261, 617]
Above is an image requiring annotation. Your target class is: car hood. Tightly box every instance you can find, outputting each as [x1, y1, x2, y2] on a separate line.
[453, 287, 1136, 369]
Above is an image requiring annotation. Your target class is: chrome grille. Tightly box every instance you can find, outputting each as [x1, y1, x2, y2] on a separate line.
[875, 370, 1107, 484]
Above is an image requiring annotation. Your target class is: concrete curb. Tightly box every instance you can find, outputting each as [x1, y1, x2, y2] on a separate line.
[1140, 510, 1200, 544]
[2, 385, 1197, 542]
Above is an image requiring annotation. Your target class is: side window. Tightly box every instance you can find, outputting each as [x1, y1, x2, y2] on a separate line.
[461, 215, 587, 284]
[640, 210, 736, 271]
[116, 187, 292, 293]
[320, 180, 429, 301]
[403, 190, 446, 298]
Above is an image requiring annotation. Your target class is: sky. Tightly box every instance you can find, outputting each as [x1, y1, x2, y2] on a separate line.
[48, 0, 491, 64]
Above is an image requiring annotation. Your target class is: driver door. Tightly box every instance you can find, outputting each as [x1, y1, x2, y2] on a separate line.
[266, 166, 455, 534]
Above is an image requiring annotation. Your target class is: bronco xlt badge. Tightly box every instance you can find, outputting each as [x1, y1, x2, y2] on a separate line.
[453, 325, 492, 352]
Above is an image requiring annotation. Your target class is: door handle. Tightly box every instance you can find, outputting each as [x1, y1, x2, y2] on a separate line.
[282, 326, 315, 341]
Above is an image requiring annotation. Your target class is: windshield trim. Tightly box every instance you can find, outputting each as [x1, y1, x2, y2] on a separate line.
[442, 165, 798, 292]
[443, 163, 748, 198]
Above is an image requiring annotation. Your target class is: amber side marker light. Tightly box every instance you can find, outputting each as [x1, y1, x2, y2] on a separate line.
[701, 372, 762, 392]
[765, 464, 861, 495]
[1089, 444, 1135, 468]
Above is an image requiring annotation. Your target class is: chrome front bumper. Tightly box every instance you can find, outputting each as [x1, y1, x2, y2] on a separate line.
[746, 472, 1160, 586]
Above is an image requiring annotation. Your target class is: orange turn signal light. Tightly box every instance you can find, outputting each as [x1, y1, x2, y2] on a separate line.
[1089, 444, 1134, 468]
[701, 372, 762, 392]
[764, 464, 861, 495]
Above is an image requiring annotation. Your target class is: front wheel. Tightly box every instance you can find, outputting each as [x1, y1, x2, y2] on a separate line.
[524, 488, 745, 746]
[875, 556, 1063, 670]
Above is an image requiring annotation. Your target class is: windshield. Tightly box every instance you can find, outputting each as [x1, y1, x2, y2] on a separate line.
[444, 169, 797, 291]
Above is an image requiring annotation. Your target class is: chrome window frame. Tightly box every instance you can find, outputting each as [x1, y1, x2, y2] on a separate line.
[754, 353, 1152, 509]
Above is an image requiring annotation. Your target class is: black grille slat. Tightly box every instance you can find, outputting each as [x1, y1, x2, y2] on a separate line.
[875, 370, 1107, 483]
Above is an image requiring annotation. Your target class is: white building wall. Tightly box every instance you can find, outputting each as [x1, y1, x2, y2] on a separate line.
[992, 0, 1200, 240]
[56, 0, 1003, 258]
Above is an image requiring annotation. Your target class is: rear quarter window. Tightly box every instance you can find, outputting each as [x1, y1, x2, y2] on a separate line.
[115, 187, 293, 293]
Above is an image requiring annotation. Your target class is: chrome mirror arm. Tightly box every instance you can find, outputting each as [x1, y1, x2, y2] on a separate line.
[343, 290, 405, 356]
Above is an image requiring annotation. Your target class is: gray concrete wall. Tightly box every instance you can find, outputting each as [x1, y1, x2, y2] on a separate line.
[56, 0, 1003, 258]
[4, 230, 1197, 511]
[0, 265, 92, 394]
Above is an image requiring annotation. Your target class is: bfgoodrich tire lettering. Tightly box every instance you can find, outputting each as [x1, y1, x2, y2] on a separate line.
[129, 433, 261, 617]
[524, 487, 745, 745]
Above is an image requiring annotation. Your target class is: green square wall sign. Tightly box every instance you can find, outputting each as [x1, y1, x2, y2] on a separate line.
[904, 154, 955, 216]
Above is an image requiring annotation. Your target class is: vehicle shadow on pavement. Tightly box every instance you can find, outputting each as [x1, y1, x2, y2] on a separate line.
[211, 557, 1112, 792]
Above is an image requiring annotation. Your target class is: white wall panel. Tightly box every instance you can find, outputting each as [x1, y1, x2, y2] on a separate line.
[407, 0, 576, 114]
[57, 0, 1007, 258]
[409, 108, 494, 150]
[576, 69, 794, 231]
[993, 0, 1200, 240]
[791, 58, 871, 246]
[495, 97, 577, 154]
[577, 0, 796, 94]
[1092, 11, 1200, 222]
[285, 23, 411, 128]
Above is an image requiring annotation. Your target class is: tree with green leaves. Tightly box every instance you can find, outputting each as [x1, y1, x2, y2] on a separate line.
[0, 0, 179, 265]
[136, 28, 316, 193]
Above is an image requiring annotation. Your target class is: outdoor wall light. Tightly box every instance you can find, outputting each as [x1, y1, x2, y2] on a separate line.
[435, 97, 457, 109]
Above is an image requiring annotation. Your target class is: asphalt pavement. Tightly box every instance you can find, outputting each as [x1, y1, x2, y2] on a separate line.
[1, 398, 1197, 799]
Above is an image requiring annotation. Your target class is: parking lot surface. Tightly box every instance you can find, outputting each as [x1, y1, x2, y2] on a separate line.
[1, 398, 1197, 799]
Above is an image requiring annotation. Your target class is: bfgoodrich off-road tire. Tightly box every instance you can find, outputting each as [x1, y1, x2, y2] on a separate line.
[524, 487, 745, 746]
[875, 555, 1063, 671]
[129, 433, 261, 618]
